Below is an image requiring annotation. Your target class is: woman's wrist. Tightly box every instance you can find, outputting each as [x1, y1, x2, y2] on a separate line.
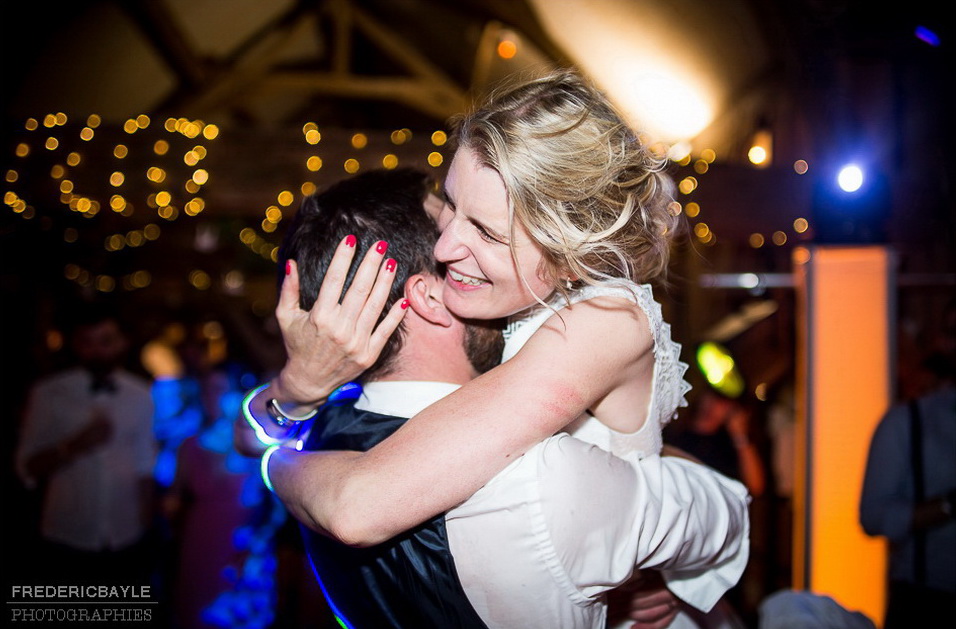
[242, 383, 312, 447]
[273, 364, 332, 410]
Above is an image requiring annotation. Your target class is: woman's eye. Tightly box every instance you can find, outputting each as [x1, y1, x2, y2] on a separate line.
[476, 225, 503, 244]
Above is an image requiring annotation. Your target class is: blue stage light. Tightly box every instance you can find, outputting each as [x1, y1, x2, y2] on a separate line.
[837, 164, 864, 193]
[915, 26, 940, 47]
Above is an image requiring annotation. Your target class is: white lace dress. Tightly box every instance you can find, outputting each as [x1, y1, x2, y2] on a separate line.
[501, 279, 692, 457]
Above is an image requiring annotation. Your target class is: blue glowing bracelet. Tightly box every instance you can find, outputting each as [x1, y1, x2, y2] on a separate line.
[242, 384, 287, 446]
[260, 444, 280, 492]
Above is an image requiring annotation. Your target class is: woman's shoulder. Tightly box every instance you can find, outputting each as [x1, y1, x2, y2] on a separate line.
[502, 280, 656, 362]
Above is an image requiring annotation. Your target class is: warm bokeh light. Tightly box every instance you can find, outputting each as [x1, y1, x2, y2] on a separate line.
[192, 169, 209, 185]
[794, 159, 809, 175]
[497, 39, 517, 59]
[678, 176, 698, 195]
[431, 131, 447, 146]
[772, 231, 788, 246]
[189, 270, 211, 290]
[147, 167, 167, 183]
[382, 154, 399, 169]
[427, 152, 443, 167]
[277, 191, 294, 207]
[748, 145, 767, 165]
[110, 172, 125, 187]
[80, 127, 95, 141]
[351, 133, 368, 149]
[684, 202, 700, 218]
[306, 156, 323, 172]
[794, 218, 809, 233]
[45, 137, 59, 151]
[114, 145, 129, 159]
[749, 233, 765, 248]
[265, 206, 283, 223]
[344, 159, 360, 174]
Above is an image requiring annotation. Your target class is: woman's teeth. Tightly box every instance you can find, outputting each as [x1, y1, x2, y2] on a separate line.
[449, 269, 485, 286]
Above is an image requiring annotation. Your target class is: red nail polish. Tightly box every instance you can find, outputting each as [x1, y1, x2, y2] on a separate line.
[345, 235, 356, 248]
[285, 260, 291, 275]
[385, 258, 397, 273]
[376, 241, 389, 254]
[400, 299, 409, 310]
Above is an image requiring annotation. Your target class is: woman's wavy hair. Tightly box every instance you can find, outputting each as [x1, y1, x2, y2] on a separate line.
[451, 68, 681, 300]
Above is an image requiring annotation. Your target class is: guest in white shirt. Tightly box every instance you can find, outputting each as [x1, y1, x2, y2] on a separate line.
[17, 303, 157, 584]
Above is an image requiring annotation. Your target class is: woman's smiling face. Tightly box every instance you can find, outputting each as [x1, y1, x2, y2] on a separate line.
[433, 147, 556, 320]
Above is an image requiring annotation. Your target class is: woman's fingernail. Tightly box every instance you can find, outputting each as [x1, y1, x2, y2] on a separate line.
[285, 260, 292, 275]
[400, 299, 409, 310]
[376, 240, 389, 254]
[385, 258, 397, 273]
[345, 235, 356, 248]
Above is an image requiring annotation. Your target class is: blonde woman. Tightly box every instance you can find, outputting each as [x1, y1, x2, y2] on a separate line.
[254, 69, 746, 626]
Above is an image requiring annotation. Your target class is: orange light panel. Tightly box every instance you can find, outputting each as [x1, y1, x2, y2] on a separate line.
[794, 246, 892, 626]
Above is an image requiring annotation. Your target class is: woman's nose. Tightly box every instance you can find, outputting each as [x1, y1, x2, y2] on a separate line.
[434, 217, 466, 263]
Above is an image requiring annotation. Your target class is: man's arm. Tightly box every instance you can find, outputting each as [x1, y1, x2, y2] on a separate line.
[860, 405, 956, 540]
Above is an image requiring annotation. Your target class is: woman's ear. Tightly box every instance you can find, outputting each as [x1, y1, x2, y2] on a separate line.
[406, 274, 454, 327]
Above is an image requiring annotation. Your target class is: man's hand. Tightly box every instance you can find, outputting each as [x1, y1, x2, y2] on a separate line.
[274, 237, 407, 408]
[606, 571, 680, 629]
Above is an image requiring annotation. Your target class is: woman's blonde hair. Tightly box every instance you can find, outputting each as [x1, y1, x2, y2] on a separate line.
[452, 68, 680, 295]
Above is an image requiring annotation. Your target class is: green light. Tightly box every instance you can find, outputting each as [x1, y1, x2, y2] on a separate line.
[696, 341, 745, 398]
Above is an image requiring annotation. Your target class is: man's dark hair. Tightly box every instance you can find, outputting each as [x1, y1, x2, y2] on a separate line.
[278, 168, 441, 380]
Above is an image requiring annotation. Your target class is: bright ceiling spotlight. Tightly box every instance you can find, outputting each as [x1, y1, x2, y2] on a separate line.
[837, 164, 864, 193]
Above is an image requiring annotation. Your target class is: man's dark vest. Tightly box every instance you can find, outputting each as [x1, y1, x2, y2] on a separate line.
[301, 397, 488, 629]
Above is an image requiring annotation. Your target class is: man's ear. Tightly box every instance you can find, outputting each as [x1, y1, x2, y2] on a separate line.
[405, 274, 454, 328]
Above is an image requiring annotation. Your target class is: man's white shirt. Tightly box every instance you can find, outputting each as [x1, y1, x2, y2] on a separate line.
[16, 367, 156, 551]
[355, 381, 750, 629]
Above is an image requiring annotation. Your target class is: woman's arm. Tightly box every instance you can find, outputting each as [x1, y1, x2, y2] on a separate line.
[270, 295, 652, 546]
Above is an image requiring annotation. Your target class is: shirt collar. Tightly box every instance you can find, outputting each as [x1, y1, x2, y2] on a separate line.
[355, 381, 461, 419]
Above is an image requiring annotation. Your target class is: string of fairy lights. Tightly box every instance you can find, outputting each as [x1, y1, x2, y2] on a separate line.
[3, 114, 451, 302]
[4, 109, 815, 308]
[668, 146, 814, 249]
